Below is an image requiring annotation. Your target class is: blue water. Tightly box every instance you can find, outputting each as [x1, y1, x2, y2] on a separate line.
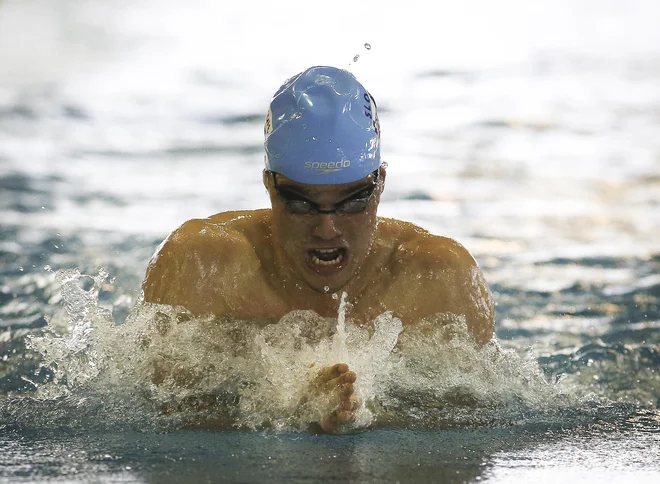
[1, 0, 660, 481]
[2, 423, 658, 483]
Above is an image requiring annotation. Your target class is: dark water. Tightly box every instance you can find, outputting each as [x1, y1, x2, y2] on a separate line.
[2, 0, 660, 481]
[1, 421, 658, 484]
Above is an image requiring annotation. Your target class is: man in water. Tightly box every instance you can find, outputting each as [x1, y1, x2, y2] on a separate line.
[142, 66, 495, 432]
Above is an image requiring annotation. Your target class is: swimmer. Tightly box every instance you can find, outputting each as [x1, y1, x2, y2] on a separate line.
[142, 66, 495, 433]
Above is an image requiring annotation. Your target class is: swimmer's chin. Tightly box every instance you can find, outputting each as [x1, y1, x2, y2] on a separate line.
[306, 282, 347, 295]
[303, 275, 353, 295]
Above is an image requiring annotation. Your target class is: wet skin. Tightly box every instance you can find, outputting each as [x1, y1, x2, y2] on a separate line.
[142, 167, 495, 432]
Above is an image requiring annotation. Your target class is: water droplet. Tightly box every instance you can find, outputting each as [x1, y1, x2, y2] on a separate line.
[364, 43, 371, 50]
[44, 265, 52, 272]
[323, 285, 330, 293]
[18, 266, 24, 272]
[353, 54, 360, 62]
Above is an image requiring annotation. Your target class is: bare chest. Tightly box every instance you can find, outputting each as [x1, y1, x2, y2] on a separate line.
[216, 259, 453, 327]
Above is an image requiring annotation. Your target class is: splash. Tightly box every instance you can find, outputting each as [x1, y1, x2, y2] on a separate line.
[3, 269, 598, 432]
[26, 268, 122, 392]
[347, 42, 373, 70]
[247, 292, 403, 430]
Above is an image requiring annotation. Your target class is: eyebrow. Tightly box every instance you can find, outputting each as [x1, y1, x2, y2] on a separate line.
[275, 184, 311, 197]
[277, 182, 373, 200]
[339, 183, 375, 199]
[277, 182, 373, 197]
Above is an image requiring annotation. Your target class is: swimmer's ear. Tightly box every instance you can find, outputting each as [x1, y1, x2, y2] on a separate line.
[262, 169, 270, 191]
[377, 166, 386, 194]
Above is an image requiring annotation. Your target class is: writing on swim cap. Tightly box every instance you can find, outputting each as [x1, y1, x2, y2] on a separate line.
[264, 66, 381, 185]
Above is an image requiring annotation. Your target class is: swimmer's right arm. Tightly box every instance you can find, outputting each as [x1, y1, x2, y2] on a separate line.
[142, 225, 197, 311]
[142, 219, 229, 316]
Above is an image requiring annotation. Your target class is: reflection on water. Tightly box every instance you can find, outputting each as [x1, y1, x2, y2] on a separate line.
[1, 417, 658, 483]
[1, 0, 660, 481]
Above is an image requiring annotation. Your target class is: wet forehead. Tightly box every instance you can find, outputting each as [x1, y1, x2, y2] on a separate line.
[275, 173, 373, 198]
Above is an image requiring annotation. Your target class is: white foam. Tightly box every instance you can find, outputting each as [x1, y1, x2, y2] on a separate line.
[22, 269, 588, 432]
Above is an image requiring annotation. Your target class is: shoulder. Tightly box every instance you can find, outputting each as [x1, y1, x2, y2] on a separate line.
[398, 232, 483, 298]
[377, 217, 476, 272]
[378, 218, 494, 343]
[153, 210, 270, 263]
[142, 210, 270, 310]
[409, 234, 477, 272]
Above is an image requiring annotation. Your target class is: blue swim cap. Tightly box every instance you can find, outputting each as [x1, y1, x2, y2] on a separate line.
[265, 66, 381, 185]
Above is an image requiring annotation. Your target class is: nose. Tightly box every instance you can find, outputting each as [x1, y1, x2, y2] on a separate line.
[311, 214, 342, 240]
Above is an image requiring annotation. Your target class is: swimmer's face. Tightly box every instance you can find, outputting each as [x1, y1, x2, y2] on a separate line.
[265, 168, 385, 293]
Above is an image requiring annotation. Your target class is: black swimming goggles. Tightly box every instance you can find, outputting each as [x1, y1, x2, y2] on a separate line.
[269, 169, 379, 215]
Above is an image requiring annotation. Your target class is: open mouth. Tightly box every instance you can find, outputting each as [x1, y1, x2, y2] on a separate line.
[308, 248, 347, 267]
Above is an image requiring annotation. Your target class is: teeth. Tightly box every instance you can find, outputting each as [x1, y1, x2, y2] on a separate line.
[316, 249, 336, 253]
[311, 251, 344, 266]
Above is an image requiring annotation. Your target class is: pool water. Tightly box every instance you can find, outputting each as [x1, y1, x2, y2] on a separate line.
[1, 0, 659, 481]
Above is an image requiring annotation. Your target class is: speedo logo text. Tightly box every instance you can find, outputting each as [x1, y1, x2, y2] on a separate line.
[304, 160, 351, 174]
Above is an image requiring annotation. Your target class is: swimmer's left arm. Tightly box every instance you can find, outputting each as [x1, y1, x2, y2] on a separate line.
[452, 258, 495, 344]
[413, 237, 495, 344]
